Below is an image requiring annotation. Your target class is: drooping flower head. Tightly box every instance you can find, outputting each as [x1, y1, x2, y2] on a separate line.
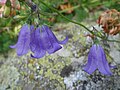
[83, 44, 113, 75]
[10, 24, 31, 56]
[10, 24, 68, 58]
[30, 25, 68, 58]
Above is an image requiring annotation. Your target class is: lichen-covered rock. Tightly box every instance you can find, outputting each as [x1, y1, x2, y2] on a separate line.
[64, 69, 87, 89]
[0, 65, 20, 90]
[109, 34, 120, 64]
[0, 22, 120, 90]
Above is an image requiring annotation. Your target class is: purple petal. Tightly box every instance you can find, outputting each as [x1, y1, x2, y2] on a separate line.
[10, 24, 30, 56]
[41, 25, 62, 54]
[30, 27, 46, 58]
[40, 26, 54, 51]
[58, 36, 68, 44]
[31, 51, 45, 58]
[10, 44, 17, 48]
[97, 45, 113, 75]
[30, 25, 36, 52]
[47, 43, 62, 54]
[16, 39, 30, 56]
[30, 25, 35, 32]
[109, 65, 116, 69]
[44, 25, 68, 44]
[83, 45, 97, 74]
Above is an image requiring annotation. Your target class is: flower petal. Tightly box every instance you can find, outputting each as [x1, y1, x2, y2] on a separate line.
[97, 45, 113, 75]
[30, 25, 36, 52]
[30, 27, 46, 58]
[83, 45, 97, 74]
[41, 25, 62, 54]
[45, 25, 68, 44]
[40, 26, 53, 51]
[10, 44, 17, 48]
[48, 43, 62, 54]
[58, 36, 68, 44]
[30, 25, 34, 32]
[10, 24, 30, 56]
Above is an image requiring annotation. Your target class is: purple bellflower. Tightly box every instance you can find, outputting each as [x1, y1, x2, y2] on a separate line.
[10, 24, 68, 58]
[10, 24, 30, 56]
[30, 25, 68, 58]
[83, 44, 113, 75]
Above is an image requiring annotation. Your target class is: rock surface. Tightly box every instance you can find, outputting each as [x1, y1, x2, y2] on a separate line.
[0, 22, 120, 90]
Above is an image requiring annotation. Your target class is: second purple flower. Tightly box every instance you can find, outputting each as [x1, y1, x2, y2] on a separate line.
[83, 44, 113, 75]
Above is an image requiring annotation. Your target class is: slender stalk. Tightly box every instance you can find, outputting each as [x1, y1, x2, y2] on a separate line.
[107, 39, 120, 43]
[35, 0, 120, 43]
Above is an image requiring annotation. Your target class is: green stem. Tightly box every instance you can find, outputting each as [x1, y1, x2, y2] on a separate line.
[37, 5, 80, 17]
[37, 1, 120, 43]
[107, 39, 120, 43]
[39, 0, 94, 35]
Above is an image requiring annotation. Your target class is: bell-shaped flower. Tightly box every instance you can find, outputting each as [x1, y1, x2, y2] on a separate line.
[30, 25, 68, 58]
[10, 24, 31, 56]
[83, 44, 113, 75]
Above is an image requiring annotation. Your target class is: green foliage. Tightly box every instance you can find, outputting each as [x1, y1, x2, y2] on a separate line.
[0, 31, 16, 53]
[74, 7, 88, 22]
[38, 0, 120, 23]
